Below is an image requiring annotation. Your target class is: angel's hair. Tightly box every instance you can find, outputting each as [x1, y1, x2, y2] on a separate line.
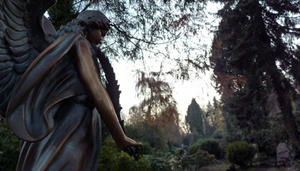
[56, 10, 110, 38]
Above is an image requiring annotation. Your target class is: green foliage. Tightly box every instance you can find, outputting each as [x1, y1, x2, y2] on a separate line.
[146, 153, 173, 171]
[98, 136, 151, 171]
[213, 0, 300, 148]
[48, 0, 211, 80]
[48, 0, 77, 29]
[226, 141, 256, 168]
[182, 140, 217, 169]
[188, 142, 202, 155]
[212, 130, 228, 140]
[125, 123, 168, 151]
[144, 148, 186, 171]
[200, 139, 222, 159]
[0, 123, 20, 171]
[182, 148, 216, 169]
[140, 142, 153, 155]
[186, 99, 205, 136]
[251, 127, 288, 156]
[145, 146, 216, 171]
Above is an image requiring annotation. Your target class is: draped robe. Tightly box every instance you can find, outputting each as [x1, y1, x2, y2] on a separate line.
[6, 33, 102, 171]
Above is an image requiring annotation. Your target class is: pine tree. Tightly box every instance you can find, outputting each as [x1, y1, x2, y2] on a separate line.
[186, 99, 205, 137]
[211, 0, 300, 148]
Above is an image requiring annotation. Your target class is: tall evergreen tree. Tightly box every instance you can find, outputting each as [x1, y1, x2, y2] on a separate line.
[211, 0, 300, 148]
[186, 99, 205, 136]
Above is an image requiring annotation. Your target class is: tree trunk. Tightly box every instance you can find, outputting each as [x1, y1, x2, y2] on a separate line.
[267, 65, 300, 150]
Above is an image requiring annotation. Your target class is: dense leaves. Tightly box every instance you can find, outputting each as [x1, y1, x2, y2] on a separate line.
[226, 141, 256, 168]
[98, 136, 151, 171]
[0, 123, 20, 171]
[211, 0, 300, 149]
[49, 0, 215, 80]
[48, 0, 78, 29]
[186, 99, 205, 136]
[128, 72, 182, 147]
[199, 139, 223, 159]
[183, 143, 216, 169]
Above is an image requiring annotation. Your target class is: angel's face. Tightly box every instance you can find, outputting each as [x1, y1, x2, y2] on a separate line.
[86, 29, 107, 45]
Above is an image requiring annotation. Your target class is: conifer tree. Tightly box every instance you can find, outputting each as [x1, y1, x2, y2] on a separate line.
[211, 0, 300, 148]
[186, 99, 205, 137]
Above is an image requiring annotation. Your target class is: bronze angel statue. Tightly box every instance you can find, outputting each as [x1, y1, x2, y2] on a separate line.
[0, 0, 141, 170]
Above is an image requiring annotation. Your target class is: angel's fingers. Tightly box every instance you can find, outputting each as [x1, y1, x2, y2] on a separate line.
[126, 146, 134, 156]
[127, 146, 139, 160]
[136, 145, 143, 154]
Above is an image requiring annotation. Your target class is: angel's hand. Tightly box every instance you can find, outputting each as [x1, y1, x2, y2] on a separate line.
[116, 136, 143, 160]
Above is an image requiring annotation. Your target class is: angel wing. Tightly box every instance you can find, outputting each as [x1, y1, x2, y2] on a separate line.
[0, 0, 56, 113]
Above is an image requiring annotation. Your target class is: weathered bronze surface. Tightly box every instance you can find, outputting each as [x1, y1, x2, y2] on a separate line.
[0, 1, 141, 170]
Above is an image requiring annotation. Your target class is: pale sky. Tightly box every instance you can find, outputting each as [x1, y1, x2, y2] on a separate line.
[112, 59, 219, 122]
[111, 2, 222, 122]
[45, 1, 222, 122]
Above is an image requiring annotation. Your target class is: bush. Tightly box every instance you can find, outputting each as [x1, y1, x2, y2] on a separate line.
[182, 149, 216, 169]
[250, 129, 284, 156]
[188, 142, 202, 154]
[226, 141, 256, 168]
[200, 139, 223, 159]
[141, 142, 154, 154]
[146, 153, 173, 171]
[98, 136, 151, 171]
[0, 123, 20, 171]
[145, 148, 187, 171]
[212, 130, 228, 139]
[182, 142, 216, 169]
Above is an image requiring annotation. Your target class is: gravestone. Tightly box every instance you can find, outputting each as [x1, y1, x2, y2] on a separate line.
[277, 142, 290, 166]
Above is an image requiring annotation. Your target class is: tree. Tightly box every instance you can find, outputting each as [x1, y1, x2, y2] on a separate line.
[211, 0, 300, 148]
[204, 99, 226, 136]
[48, 0, 213, 80]
[47, 0, 215, 139]
[186, 99, 205, 137]
[48, 0, 78, 29]
[127, 71, 182, 147]
[212, 97, 226, 131]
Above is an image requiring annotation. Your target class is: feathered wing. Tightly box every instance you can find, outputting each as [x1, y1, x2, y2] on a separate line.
[0, 0, 56, 113]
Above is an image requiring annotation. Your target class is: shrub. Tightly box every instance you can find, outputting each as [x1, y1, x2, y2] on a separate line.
[251, 126, 288, 156]
[0, 123, 20, 171]
[141, 142, 153, 154]
[182, 149, 216, 169]
[146, 153, 172, 171]
[200, 139, 223, 159]
[226, 141, 256, 168]
[212, 130, 228, 139]
[98, 136, 151, 171]
[188, 142, 202, 155]
[145, 149, 187, 171]
[182, 143, 216, 169]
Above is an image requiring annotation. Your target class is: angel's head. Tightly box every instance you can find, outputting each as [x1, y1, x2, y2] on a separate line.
[77, 10, 110, 45]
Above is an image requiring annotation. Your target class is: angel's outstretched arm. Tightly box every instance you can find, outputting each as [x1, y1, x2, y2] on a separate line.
[74, 37, 141, 153]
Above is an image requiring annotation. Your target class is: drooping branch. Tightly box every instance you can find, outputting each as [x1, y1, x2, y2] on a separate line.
[95, 48, 125, 132]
